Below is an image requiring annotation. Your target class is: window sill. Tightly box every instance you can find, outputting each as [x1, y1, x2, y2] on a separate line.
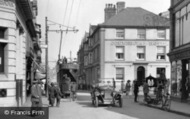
[115, 59, 124, 61]
[136, 59, 145, 61]
[156, 59, 166, 61]
[0, 73, 8, 79]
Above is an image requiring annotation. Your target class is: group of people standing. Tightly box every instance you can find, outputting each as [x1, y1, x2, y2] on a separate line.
[125, 80, 140, 102]
[48, 82, 62, 107]
[125, 78, 170, 103]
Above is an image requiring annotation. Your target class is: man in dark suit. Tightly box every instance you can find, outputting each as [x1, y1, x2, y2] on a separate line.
[48, 82, 56, 107]
[133, 80, 139, 102]
[55, 84, 62, 107]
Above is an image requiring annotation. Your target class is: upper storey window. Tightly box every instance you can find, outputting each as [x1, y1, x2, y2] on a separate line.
[157, 29, 166, 39]
[137, 29, 146, 39]
[116, 29, 124, 39]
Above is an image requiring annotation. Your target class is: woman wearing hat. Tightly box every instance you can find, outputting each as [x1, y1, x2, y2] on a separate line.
[125, 80, 131, 96]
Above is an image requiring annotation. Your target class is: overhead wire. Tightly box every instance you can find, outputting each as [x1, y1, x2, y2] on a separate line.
[67, 0, 74, 28]
[61, 0, 75, 58]
[63, 0, 69, 26]
[74, 0, 82, 26]
[58, 0, 69, 59]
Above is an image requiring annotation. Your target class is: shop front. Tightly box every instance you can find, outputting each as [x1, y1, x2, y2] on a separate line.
[168, 48, 190, 101]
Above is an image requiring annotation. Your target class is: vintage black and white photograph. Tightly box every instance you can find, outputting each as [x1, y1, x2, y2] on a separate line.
[0, 0, 190, 119]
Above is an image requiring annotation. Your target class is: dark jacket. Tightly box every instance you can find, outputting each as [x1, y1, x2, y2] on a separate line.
[49, 86, 57, 98]
[134, 82, 139, 93]
[55, 86, 62, 99]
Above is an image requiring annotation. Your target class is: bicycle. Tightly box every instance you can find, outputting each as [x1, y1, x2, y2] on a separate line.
[161, 93, 171, 111]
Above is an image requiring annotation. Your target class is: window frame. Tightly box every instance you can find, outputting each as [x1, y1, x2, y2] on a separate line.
[116, 68, 124, 80]
[116, 29, 124, 39]
[0, 27, 6, 39]
[0, 43, 6, 73]
[157, 46, 166, 60]
[115, 46, 124, 60]
[137, 29, 146, 39]
[157, 29, 166, 39]
[137, 46, 145, 60]
[156, 68, 166, 78]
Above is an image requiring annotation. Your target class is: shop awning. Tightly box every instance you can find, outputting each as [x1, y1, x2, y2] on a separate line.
[35, 69, 46, 80]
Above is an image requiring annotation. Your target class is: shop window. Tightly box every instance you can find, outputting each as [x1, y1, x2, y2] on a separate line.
[116, 46, 124, 60]
[156, 68, 165, 78]
[157, 29, 166, 39]
[0, 43, 6, 73]
[157, 46, 166, 60]
[116, 29, 124, 38]
[137, 46, 145, 60]
[116, 68, 124, 80]
[137, 29, 146, 39]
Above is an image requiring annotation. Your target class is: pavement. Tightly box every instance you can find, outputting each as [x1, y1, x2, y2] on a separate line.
[22, 95, 49, 107]
[22, 91, 190, 117]
[136, 95, 190, 117]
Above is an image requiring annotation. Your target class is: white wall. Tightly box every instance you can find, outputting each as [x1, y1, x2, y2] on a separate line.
[105, 28, 170, 40]
[105, 40, 170, 62]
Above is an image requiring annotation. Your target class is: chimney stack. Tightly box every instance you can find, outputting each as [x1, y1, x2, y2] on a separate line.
[104, 3, 116, 22]
[116, 2, 125, 13]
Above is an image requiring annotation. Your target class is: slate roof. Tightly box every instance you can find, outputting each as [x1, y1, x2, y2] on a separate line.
[101, 7, 170, 27]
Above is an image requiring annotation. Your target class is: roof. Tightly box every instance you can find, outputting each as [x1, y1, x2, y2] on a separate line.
[102, 7, 170, 27]
[89, 25, 97, 37]
[17, 0, 34, 20]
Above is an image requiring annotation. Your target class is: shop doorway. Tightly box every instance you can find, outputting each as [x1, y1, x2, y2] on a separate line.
[137, 66, 145, 85]
[182, 60, 190, 100]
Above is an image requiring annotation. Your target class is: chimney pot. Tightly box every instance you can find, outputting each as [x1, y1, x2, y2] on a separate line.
[104, 3, 116, 22]
[116, 1, 125, 13]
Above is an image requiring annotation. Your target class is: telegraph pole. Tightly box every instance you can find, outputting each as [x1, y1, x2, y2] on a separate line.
[45, 16, 49, 96]
[44, 17, 78, 96]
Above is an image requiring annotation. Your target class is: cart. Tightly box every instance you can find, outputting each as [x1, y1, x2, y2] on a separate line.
[144, 75, 171, 111]
[91, 78, 123, 107]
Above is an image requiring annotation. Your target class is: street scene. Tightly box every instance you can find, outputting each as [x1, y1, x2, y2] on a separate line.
[0, 0, 190, 119]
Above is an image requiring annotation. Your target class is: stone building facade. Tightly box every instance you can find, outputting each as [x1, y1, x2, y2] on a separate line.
[0, 0, 41, 106]
[78, 2, 170, 91]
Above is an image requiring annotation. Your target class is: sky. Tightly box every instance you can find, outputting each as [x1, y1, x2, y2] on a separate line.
[36, 0, 170, 67]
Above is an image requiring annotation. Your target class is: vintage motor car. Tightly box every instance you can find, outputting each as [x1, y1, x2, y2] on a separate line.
[91, 78, 123, 107]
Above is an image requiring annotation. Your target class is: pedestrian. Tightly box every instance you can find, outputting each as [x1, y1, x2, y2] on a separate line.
[143, 81, 149, 101]
[48, 82, 56, 107]
[70, 82, 77, 101]
[133, 80, 139, 102]
[31, 79, 43, 107]
[55, 83, 63, 107]
[125, 80, 131, 96]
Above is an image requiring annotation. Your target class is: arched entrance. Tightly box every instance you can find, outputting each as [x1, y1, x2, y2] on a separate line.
[137, 66, 145, 85]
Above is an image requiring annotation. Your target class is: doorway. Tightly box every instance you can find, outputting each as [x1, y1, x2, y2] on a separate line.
[137, 66, 145, 85]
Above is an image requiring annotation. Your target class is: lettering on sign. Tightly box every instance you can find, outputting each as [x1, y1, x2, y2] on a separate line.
[111, 41, 169, 46]
[0, 0, 15, 8]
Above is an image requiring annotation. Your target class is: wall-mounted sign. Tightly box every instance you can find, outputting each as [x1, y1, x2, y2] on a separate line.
[111, 41, 169, 46]
[0, 0, 15, 8]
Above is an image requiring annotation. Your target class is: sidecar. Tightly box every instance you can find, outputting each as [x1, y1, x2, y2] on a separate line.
[91, 78, 123, 107]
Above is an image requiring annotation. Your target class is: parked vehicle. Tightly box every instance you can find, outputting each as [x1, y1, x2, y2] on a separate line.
[91, 78, 123, 107]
